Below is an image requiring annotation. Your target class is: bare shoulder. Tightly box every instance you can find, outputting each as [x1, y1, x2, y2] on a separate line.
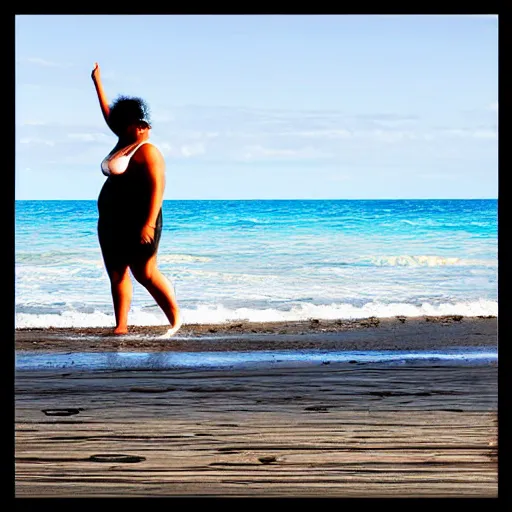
[135, 142, 165, 166]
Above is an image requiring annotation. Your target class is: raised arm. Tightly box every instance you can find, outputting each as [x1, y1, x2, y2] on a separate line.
[91, 63, 114, 133]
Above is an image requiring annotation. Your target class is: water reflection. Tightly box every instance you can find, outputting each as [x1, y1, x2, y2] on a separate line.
[16, 348, 497, 372]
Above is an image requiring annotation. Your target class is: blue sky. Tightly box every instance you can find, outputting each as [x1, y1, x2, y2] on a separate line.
[15, 14, 498, 200]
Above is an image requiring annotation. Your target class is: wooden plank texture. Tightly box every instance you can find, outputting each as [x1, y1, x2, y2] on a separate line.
[15, 363, 497, 497]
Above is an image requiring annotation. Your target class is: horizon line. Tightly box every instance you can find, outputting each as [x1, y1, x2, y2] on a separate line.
[14, 197, 498, 201]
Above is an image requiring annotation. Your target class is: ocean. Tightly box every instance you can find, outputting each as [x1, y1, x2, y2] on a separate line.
[15, 199, 498, 329]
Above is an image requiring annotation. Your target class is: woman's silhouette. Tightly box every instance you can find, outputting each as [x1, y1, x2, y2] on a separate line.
[92, 62, 181, 336]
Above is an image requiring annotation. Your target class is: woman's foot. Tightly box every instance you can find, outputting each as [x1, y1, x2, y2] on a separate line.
[101, 326, 128, 337]
[160, 318, 183, 339]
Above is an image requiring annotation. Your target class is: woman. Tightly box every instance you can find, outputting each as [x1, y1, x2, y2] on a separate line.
[91, 62, 181, 336]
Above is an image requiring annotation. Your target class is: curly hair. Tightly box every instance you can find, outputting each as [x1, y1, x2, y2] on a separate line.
[108, 95, 152, 134]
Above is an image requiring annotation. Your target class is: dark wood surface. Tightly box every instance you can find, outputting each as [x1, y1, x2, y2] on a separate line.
[15, 363, 498, 497]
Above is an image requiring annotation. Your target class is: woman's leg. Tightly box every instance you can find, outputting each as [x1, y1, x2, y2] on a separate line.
[98, 220, 133, 334]
[130, 254, 182, 335]
[105, 263, 132, 334]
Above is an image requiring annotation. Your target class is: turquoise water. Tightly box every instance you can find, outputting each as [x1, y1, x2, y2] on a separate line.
[15, 199, 497, 328]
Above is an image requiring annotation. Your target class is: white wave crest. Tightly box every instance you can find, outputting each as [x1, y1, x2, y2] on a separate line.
[15, 308, 168, 329]
[180, 300, 497, 324]
[367, 255, 496, 267]
[158, 254, 212, 263]
[15, 299, 497, 329]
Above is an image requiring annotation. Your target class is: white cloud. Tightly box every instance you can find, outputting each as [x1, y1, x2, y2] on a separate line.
[372, 118, 417, 128]
[159, 142, 205, 158]
[442, 128, 497, 139]
[473, 129, 498, 139]
[417, 173, 460, 180]
[26, 57, 63, 67]
[15, 104, 499, 172]
[159, 143, 172, 154]
[181, 144, 205, 157]
[67, 133, 110, 142]
[283, 129, 353, 139]
[151, 112, 175, 123]
[241, 145, 330, 161]
[150, 105, 499, 164]
[366, 129, 410, 143]
[19, 137, 55, 146]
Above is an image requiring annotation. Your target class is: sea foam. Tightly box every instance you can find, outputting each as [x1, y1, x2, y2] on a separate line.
[366, 255, 496, 267]
[15, 299, 498, 329]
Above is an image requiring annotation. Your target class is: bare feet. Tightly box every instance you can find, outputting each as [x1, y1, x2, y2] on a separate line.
[101, 327, 128, 337]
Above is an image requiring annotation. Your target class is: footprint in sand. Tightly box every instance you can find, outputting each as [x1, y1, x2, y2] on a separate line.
[89, 454, 145, 463]
[42, 408, 82, 416]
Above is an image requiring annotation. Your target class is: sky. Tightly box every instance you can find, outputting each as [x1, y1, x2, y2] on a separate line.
[15, 14, 498, 200]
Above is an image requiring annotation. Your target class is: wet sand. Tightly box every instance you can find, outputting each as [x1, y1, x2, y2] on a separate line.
[15, 315, 498, 353]
[15, 315, 499, 498]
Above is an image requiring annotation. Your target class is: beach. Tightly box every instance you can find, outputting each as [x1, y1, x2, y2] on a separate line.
[15, 8, 500, 498]
[15, 315, 498, 498]
[15, 200, 499, 497]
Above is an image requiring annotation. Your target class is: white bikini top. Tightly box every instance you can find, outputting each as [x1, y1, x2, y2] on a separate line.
[101, 140, 152, 176]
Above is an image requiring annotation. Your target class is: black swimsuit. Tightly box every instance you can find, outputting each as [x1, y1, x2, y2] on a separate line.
[97, 141, 162, 268]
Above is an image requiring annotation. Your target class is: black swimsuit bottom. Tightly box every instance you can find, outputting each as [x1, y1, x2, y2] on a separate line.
[97, 174, 163, 268]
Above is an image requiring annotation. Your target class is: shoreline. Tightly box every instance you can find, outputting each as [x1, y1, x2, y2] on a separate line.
[15, 315, 498, 354]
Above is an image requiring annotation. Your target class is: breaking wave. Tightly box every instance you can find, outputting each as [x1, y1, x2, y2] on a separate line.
[15, 299, 497, 329]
